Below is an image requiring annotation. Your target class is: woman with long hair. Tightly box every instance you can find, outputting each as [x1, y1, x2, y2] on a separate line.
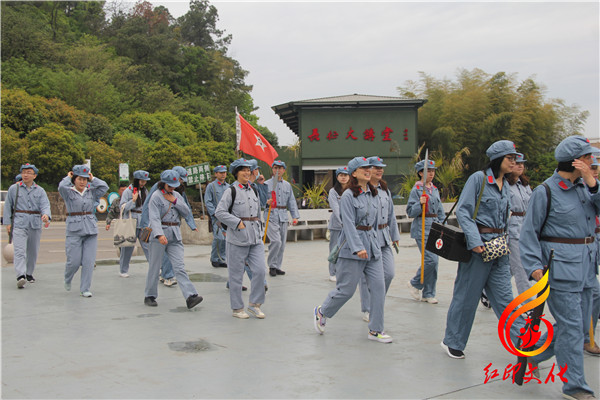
[314, 156, 392, 343]
[326, 166, 350, 282]
[117, 170, 151, 278]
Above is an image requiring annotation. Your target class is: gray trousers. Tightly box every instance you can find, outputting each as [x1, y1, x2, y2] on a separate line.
[322, 256, 386, 332]
[210, 221, 227, 263]
[508, 238, 531, 295]
[328, 229, 341, 276]
[12, 226, 42, 278]
[533, 288, 594, 396]
[410, 237, 439, 298]
[359, 245, 395, 313]
[267, 221, 288, 270]
[145, 239, 197, 300]
[584, 278, 600, 344]
[119, 228, 150, 274]
[226, 241, 266, 310]
[64, 234, 97, 293]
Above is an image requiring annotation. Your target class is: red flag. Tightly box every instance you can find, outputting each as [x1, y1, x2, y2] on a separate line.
[237, 113, 278, 166]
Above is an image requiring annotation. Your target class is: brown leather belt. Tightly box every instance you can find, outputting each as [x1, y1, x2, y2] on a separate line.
[378, 223, 388, 229]
[276, 206, 287, 209]
[477, 225, 504, 234]
[161, 222, 180, 226]
[596, 227, 600, 234]
[15, 210, 41, 214]
[356, 225, 372, 231]
[512, 212, 526, 217]
[67, 212, 92, 216]
[240, 217, 259, 221]
[425, 213, 437, 218]
[131, 210, 142, 213]
[541, 236, 595, 245]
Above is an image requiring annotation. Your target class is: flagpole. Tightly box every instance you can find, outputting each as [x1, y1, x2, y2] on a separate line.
[235, 107, 241, 158]
[421, 149, 429, 285]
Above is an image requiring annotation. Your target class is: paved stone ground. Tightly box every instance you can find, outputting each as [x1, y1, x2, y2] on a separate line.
[2, 233, 599, 399]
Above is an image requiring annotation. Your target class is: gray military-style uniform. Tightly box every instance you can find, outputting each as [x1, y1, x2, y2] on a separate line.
[3, 181, 51, 279]
[263, 177, 300, 272]
[507, 179, 532, 295]
[320, 187, 387, 333]
[359, 184, 401, 312]
[205, 179, 230, 264]
[144, 189, 199, 301]
[215, 182, 266, 310]
[327, 187, 343, 277]
[58, 175, 109, 293]
[118, 185, 150, 274]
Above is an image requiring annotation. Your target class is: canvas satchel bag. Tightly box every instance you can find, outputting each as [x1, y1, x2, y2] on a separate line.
[113, 205, 137, 247]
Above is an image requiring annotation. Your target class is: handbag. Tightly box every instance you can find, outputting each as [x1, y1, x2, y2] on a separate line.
[425, 176, 487, 263]
[113, 205, 137, 247]
[481, 234, 509, 262]
[140, 202, 172, 243]
[327, 239, 344, 264]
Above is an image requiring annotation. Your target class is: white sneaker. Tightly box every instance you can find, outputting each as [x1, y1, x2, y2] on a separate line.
[247, 305, 265, 319]
[422, 297, 438, 304]
[81, 291, 93, 298]
[119, 273, 130, 278]
[329, 275, 337, 282]
[362, 311, 370, 322]
[163, 278, 176, 287]
[406, 281, 421, 301]
[232, 309, 249, 319]
[368, 331, 393, 343]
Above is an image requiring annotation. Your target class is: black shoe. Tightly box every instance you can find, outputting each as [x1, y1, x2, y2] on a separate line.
[219, 262, 228, 268]
[269, 268, 277, 276]
[265, 285, 268, 292]
[440, 341, 465, 359]
[480, 292, 492, 309]
[26, 275, 35, 283]
[17, 275, 26, 289]
[242, 286, 247, 291]
[275, 269, 286, 275]
[186, 294, 203, 309]
[144, 296, 157, 307]
[211, 261, 221, 268]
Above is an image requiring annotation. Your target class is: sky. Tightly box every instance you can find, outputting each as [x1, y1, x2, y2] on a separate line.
[148, 1, 599, 146]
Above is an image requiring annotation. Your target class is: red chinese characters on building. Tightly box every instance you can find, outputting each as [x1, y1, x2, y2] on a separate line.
[308, 128, 320, 142]
[308, 126, 410, 143]
[327, 130, 339, 141]
[345, 128, 357, 140]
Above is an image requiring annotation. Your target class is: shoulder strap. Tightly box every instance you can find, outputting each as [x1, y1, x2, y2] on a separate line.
[228, 185, 237, 214]
[442, 198, 458, 225]
[8, 184, 21, 244]
[539, 182, 552, 237]
[472, 173, 486, 220]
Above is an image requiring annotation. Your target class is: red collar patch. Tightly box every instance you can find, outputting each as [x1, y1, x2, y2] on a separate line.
[217, 181, 222, 185]
[558, 181, 569, 190]
[487, 175, 494, 184]
[238, 184, 243, 189]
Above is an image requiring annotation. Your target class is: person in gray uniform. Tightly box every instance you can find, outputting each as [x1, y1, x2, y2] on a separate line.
[117, 170, 150, 277]
[3, 163, 51, 288]
[327, 166, 350, 282]
[215, 158, 267, 319]
[205, 165, 229, 268]
[59, 165, 108, 297]
[520, 136, 600, 400]
[406, 159, 446, 304]
[139, 166, 197, 287]
[441, 140, 523, 359]
[584, 156, 600, 356]
[264, 160, 300, 276]
[143, 170, 203, 309]
[507, 153, 533, 296]
[314, 156, 392, 343]
[358, 156, 401, 322]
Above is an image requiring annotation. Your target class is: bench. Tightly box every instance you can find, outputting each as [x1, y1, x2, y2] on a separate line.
[286, 208, 330, 241]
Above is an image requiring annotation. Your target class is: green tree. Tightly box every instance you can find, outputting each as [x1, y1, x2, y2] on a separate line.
[27, 123, 85, 185]
[111, 131, 153, 173]
[147, 138, 191, 181]
[0, 88, 51, 134]
[85, 140, 122, 188]
[177, 0, 231, 50]
[0, 128, 29, 188]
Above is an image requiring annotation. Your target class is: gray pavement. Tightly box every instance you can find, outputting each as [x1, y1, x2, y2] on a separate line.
[2, 233, 599, 399]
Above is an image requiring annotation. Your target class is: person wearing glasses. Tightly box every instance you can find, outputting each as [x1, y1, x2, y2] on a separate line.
[3, 163, 51, 288]
[441, 140, 523, 359]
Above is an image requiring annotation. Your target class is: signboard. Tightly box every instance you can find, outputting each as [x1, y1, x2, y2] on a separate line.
[119, 163, 129, 182]
[186, 162, 211, 185]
